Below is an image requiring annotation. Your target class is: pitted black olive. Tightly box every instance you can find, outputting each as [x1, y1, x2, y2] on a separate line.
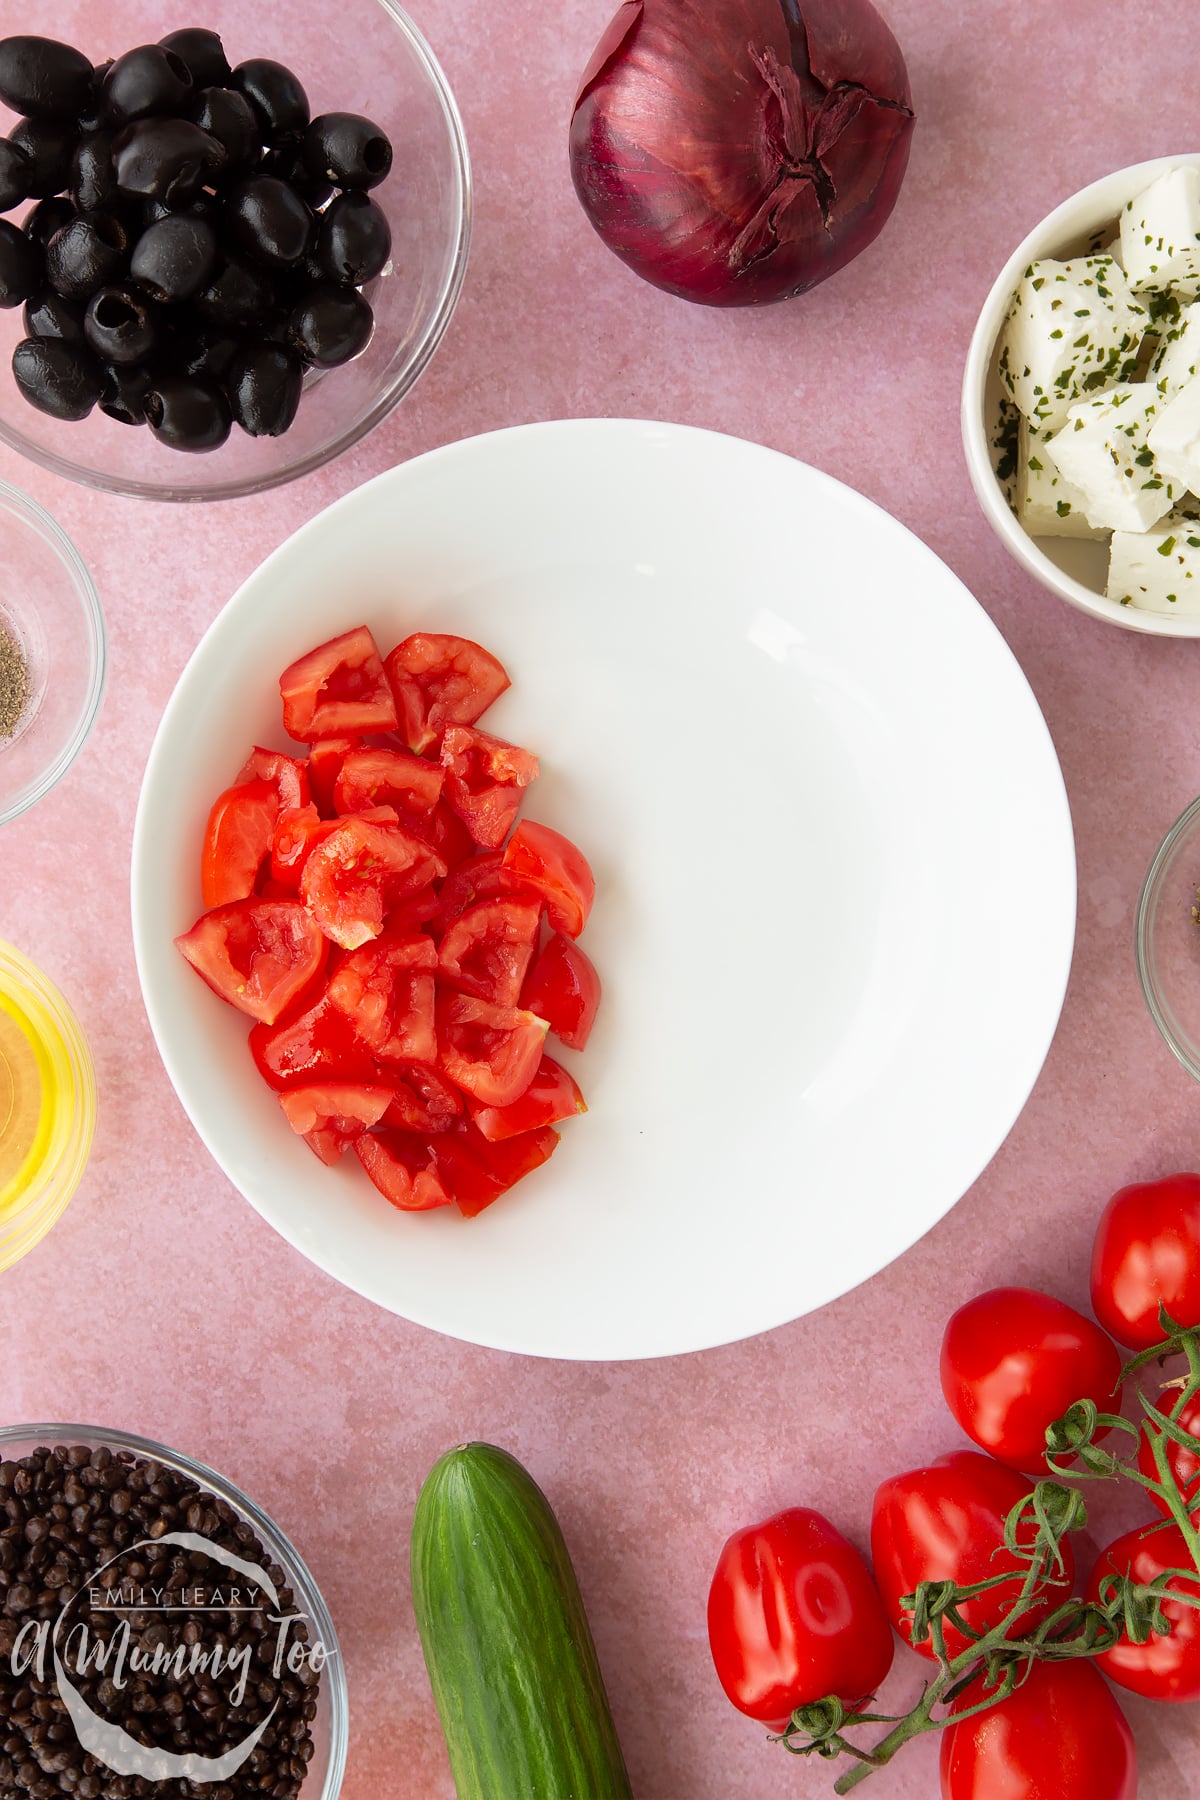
[288, 283, 373, 367]
[0, 36, 93, 120]
[303, 113, 393, 192]
[159, 29, 230, 91]
[98, 359, 153, 425]
[113, 117, 225, 206]
[166, 319, 239, 381]
[76, 61, 113, 135]
[191, 86, 259, 176]
[226, 342, 303, 437]
[68, 130, 118, 213]
[0, 220, 40, 307]
[260, 131, 333, 209]
[131, 213, 217, 303]
[142, 193, 217, 230]
[0, 138, 32, 211]
[103, 44, 193, 124]
[12, 335, 100, 419]
[194, 254, 274, 328]
[317, 192, 391, 286]
[230, 58, 309, 139]
[84, 283, 158, 365]
[44, 212, 128, 299]
[23, 288, 85, 343]
[10, 116, 76, 198]
[226, 176, 314, 269]
[143, 373, 230, 450]
[24, 196, 74, 251]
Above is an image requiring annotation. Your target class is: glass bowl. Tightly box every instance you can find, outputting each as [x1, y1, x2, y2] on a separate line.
[0, 480, 105, 824]
[0, 941, 97, 1270]
[0, 0, 470, 502]
[0, 1423, 347, 1795]
[1136, 794, 1200, 1079]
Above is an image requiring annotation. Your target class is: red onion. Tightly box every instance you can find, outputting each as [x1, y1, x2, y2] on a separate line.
[569, 0, 915, 307]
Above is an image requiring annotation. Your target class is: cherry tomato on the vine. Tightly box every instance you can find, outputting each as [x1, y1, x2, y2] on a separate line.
[939, 1659, 1136, 1800]
[1087, 1521, 1200, 1702]
[1137, 1391, 1200, 1522]
[1090, 1172, 1200, 1349]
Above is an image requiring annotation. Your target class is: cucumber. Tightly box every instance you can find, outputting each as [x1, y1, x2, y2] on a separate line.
[410, 1441, 633, 1800]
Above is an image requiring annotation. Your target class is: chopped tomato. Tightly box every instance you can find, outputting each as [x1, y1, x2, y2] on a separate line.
[237, 747, 310, 811]
[384, 633, 510, 755]
[437, 992, 548, 1106]
[279, 626, 398, 742]
[438, 898, 541, 1007]
[502, 822, 595, 938]
[333, 746, 444, 818]
[383, 1064, 464, 1133]
[201, 777, 279, 909]
[278, 1082, 392, 1164]
[250, 993, 381, 1090]
[403, 797, 477, 874]
[440, 725, 539, 850]
[176, 899, 328, 1025]
[519, 933, 602, 1050]
[306, 735, 363, 815]
[271, 804, 327, 890]
[326, 931, 438, 1064]
[433, 852, 512, 935]
[300, 817, 446, 950]
[354, 1133, 453, 1211]
[430, 1119, 559, 1217]
[470, 1055, 586, 1141]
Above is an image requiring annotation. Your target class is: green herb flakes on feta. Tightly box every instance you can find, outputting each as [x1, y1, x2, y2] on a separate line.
[1149, 299, 1200, 397]
[1107, 509, 1200, 613]
[997, 256, 1146, 432]
[1015, 419, 1106, 539]
[1118, 166, 1200, 298]
[1043, 384, 1181, 532]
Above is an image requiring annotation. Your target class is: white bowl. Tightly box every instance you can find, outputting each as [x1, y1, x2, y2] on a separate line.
[961, 152, 1200, 637]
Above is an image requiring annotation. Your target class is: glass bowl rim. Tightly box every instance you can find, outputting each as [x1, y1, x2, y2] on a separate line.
[1135, 791, 1200, 1082]
[0, 479, 106, 827]
[0, 1420, 348, 1798]
[0, 0, 472, 505]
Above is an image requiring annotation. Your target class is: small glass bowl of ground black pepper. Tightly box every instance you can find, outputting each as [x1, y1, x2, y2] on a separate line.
[0, 1424, 347, 1799]
[0, 480, 104, 826]
[1136, 794, 1200, 1082]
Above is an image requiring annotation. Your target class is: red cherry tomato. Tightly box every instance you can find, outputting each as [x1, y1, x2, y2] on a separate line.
[707, 1508, 894, 1731]
[1090, 1173, 1200, 1348]
[438, 898, 542, 1008]
[382, 1064, 464, 1133]
[470, 1055, 586, 1142]
[175, 899, 328, 1025]
[940, 1287, 1122, 1472]
[332, 746, 444, 818]
[300, 816, 446, 950]
[278, 1082, 392, 1164]
[384, 632, 511, 755]
[433, 851, 511, 936]
[354, 1132, 452, 1211]
[439, 725, 539, 849]
[279, 625, 398, 742]
[306, 735, 363, 816]
[201, 777, 279, 909]
[1087, 1521, 1200, 1701]
[1137, 1392, 1200, 1521]
[519, 932, 602, 1050]
[436, 992, 549, 1107]
[502, 821, 595, 938]
[250, 993, 380, 1091]
[237, 746, 311, 811]
[429, 1118, 558, 1217]
[870, 1451, 1075, 1661]
[939, 1659, 1136, 1800]
[326, 931, 438, 1065]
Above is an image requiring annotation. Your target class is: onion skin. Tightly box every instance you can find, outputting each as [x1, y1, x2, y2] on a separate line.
[569, 0, 916, 307]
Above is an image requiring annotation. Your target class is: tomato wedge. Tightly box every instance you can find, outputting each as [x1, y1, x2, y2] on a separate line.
[333, 746, 444, 818]
[201, 777, 279, 909]
[279, 626, 398, 742]
[502, 821, 595, 938]
[237, 747, 310, 811]
[430, 1119, 559, 1217]
[403, 797, 477, 874]
[519, 933, 601, 1050]
[440, 725, 539, 850]
[383, 1064, 464, 1133]
[306, 735, 363, 815]
[250, 993, 381, 1090]
[354, 1132, 453, 1211]
[433, 851, 512, 936]
[176, 899, 328, 1025]
[437, 993, 549, 1106]
[300, 816, 447, 949]
[470, 1055, 586, 1141]
[438, 898, 542, 1007]
[278, 1082, 392, 1164]
[326, 931, 438, 1064]
[385, 633, 511, 755]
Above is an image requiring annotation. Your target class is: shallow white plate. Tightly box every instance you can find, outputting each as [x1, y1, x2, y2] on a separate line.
[132, 420, 1076, 1359]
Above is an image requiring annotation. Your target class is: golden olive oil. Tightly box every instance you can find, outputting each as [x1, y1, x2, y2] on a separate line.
[0, 986, 53, 1216]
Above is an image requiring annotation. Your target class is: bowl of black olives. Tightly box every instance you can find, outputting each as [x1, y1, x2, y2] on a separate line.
[0, 9, 470, 499]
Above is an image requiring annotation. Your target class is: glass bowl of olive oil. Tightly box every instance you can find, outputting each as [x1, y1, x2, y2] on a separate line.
[0, 941, 96, 1269]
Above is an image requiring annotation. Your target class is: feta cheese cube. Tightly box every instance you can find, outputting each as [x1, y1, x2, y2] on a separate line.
[1147, 372, 1200, 498]
[1107, 510, 1200, 614]
[1149, 299, 1200, 398]
[997, 257, 1146, 432]
[1015, 419, 1106, 539]
[1043, 383, 1183, 532]
[1119, 166, 1200, 298]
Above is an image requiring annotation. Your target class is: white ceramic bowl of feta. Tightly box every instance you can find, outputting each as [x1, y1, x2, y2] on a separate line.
[963, 153, 1200, 636]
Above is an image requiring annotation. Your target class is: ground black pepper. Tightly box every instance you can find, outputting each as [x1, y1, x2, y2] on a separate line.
[0, 624, 29, 739]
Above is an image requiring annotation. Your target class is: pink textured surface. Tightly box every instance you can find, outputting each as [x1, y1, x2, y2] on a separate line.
[1, 0, 1199, 1794]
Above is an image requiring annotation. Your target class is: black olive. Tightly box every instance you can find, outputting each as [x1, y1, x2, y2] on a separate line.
[142, 193, 218, 230]
[69, 130, 118, 213]
[0, 139, 32, 211]
[113, 118, 225, 206]
[76, 61, 113, 134]
[84, 283, 158, 365]
[316, 192, 392, 286]
[159, 29, 230, 91]
[303, 113, 393, 192]
[230, 59, 309, 140]
[288, 283, 373, 367]
[23, 288, 84, 343]
[194, 255, 274, 328]
[260, 131, 333, 209]
[24, 196, 74, 251]
[131, 214, 217, 303]
[143, 373, 230, 451]
[226, 176, 313, 269]
[12, 335, 100, 420]
[103, 45, 193, 124]
[0, 36, 93, 121]
[226, 342, 303, 437]
[0, 220, 39, 307]
[98, 359, 153, 425]
[44, 212, 128, 300]
[166, 319, 239, 381]
[10, 116, 76, 198]
[191, 87, 259, 176]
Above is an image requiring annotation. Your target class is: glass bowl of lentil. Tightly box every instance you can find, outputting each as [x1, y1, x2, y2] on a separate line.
[0, 1424, 347, 1799]
[0, 481, 105, 827]
[1136, 793, 1200, 1082]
